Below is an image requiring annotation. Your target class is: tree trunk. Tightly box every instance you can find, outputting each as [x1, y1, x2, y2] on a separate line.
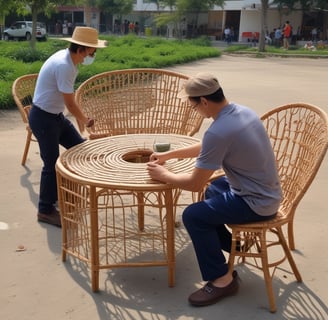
[30, 7, 38, 51]
[0, 13, 5, 38]
[259, 0, 269, 52]
[323, 11, 328, 40]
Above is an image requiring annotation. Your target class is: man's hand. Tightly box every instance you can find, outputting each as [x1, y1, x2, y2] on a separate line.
[147, 162, 169, 183]
[149, 151, 170, 165]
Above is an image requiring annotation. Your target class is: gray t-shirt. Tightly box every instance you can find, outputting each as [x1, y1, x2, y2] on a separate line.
[196, 103, 282, 216]
[33, 48, 77, 114]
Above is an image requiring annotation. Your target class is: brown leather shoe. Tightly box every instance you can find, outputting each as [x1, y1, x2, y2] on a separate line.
[37, 207, 61, 228]
[188, 271, 239, 307]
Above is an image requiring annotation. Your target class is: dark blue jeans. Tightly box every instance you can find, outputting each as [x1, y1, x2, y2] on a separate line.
[182, 176, 276, 281]
[29, 105, 85, 213]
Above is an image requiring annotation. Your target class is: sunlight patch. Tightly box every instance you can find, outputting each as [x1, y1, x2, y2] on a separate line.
[0, 222, 9, 230]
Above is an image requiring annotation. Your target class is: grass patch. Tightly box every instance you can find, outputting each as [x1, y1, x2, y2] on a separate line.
[224, 43, 328, 56]
[0, 34, 220, 109]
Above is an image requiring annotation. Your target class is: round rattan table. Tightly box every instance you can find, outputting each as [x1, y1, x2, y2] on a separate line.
[56, 133, 199, 292]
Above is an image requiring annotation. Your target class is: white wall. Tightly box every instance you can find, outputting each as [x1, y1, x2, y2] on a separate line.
[239, 9, 302, 41]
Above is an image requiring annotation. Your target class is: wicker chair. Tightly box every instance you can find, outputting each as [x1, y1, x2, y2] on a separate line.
[75, 68, 204, 139]
[12, 73, 38, 165]
[226, 103, 328, 312]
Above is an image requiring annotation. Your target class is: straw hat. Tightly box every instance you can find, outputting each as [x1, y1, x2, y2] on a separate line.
[62, 26, 107, 48]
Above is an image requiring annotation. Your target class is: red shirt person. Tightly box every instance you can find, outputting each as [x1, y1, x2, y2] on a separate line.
[283, 21, 291, 49]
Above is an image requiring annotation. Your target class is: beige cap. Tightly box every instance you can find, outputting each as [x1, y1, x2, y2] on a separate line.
[62, 27, 107, 48]
[178, 73, 221, 100]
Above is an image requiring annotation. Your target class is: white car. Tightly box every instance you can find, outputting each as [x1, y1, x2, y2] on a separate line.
[3, 21, 47, 41]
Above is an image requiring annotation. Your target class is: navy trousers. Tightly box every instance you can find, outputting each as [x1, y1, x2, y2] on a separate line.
[182, 176, 276, 281]
[29, 105, 85, 213]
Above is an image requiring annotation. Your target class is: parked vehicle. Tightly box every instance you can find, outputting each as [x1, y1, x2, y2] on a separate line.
[3, 21, 47, 41]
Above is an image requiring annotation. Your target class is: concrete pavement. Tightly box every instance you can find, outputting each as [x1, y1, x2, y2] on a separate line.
[0, 55, 327, 320]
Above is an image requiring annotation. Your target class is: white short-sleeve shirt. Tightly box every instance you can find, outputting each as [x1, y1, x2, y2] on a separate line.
[33, 48, 78, 114]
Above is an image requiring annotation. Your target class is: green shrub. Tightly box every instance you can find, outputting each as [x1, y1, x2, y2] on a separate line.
[224, 44, 252, 52]
[0, 35, 220, 109]
[11, 47, 50, 63]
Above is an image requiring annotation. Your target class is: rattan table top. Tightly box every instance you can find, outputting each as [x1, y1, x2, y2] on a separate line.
[56, 133, 200, 190]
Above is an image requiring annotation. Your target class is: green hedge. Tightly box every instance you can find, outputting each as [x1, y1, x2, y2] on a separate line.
[0, 34, 220, 109]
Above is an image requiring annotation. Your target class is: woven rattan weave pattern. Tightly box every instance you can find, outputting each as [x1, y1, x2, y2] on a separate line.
[75, 68, 204, 139]
[59, 134, 199, 188]
[12, 73, 38, 165]
[56, 133, 199, 292]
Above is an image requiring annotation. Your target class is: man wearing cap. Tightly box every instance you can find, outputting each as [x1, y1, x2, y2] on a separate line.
[29, 27, 107, 227]
[147, 73, 282, 306]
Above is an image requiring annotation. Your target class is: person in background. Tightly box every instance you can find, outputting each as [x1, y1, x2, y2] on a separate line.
[311, 27, 317, 42]
[147, 73, 282, 307]
[224, 26, 231, 44]
[230, 26, 235, 42]
[29, 27, 107, 227]
[283, 20, 292, 49]
[265, 31, 272, 45]
[274, 27, 282, 47]
[251, 32, 258, 46]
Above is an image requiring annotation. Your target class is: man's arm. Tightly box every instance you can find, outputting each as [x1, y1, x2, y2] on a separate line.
[63, 92, 93, 127]
[150, 142, 202, 164]
[147, 163, 214, 192]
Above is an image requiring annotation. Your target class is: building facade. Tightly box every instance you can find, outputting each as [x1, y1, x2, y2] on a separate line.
[49, 1, 327, 42]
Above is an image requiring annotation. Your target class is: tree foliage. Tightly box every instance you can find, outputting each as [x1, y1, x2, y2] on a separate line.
[176, 0, 224, 12]
[3, 0, 63, 49]
[272, 0, 328, 11]
[0, 0, 17, 31]
[96, 0, 134, 15]
[153, 0, 224, 38]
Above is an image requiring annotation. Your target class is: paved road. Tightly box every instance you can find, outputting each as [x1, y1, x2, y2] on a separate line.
[0, 55, 327, 320]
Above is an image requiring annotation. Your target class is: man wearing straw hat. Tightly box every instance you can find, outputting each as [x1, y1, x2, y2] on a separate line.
[29, 27, 107, 227]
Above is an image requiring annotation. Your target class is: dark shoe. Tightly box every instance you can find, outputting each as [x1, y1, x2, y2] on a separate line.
[188, 271, 239, 307]
[37, 207, 61, 228]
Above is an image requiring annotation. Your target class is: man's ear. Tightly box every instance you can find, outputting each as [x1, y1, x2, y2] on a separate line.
[200, 97, 207, 105]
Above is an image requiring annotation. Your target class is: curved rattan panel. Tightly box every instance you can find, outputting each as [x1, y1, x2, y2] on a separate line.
[261, 103, 328, 222]
[58, 133, 199, 189]
[12, 73, 38, 165]
[75, 68, 204, 139]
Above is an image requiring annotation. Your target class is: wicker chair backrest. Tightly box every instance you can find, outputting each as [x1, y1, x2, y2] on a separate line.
[75, 68, 204, 139]
[261, 103, 328, 218]
[12, 73, 38, 124]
